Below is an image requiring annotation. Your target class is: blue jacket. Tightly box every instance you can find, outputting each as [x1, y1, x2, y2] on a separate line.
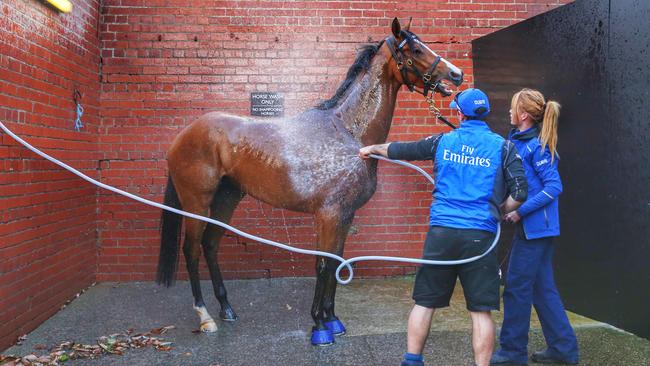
[431, 120, 504, 232]
[509, 126, 562, 239]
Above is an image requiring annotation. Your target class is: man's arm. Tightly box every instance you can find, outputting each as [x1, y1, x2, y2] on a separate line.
[359, 135, 441, 161]
[501, 141, 528, 221]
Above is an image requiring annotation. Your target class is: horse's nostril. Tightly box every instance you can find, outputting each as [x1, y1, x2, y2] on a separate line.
[450, 70, 463, 80]
[449, 70, 464, 86]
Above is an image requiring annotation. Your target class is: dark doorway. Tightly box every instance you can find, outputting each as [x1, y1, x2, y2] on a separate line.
[473, 0, 650, 339]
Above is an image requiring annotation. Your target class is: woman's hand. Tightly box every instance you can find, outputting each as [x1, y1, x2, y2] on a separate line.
[503, 210, 521, 223]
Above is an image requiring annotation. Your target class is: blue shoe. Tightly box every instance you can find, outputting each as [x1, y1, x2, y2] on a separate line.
[401, 360, 424, 366]
[401, 353, 424, 366]
[490, 351, 528, 365]
[531, 349, 578, 364]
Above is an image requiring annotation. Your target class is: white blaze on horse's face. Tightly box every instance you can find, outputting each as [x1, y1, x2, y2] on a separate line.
[413, 38, 463, 85]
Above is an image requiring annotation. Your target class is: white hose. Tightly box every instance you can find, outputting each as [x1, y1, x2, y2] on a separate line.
[0, 121, 499, 285]
[0, 121, 349, 269]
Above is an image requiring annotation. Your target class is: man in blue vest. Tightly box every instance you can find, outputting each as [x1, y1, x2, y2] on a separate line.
[360, 88, 528, 366]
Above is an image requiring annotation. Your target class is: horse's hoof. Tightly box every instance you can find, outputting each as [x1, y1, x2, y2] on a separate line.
[310, 328, 334, 346]
[200, 320, 218, 333]
[220, 308, 238, 322]
[325, 318, 346, 336]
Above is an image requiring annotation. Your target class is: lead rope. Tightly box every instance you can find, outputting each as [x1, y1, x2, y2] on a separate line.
[0, 121, 499, 285]
[426, 96, 458, 130]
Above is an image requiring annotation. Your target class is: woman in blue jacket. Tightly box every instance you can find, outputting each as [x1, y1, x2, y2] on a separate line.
[491, 89, 579, 365]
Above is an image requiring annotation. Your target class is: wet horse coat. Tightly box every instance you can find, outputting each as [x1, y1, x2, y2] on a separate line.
[157, 18, 463, 344]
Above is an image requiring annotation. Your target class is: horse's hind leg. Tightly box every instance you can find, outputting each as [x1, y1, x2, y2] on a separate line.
[201, 177, 245, 321]
[180, 203, 218, 332]
[174, 172, 221, 333]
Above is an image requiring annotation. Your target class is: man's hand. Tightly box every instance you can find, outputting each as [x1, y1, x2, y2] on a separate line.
[501, 195, 522, 214]
[359, 145, 375, 159]
[359, 143, 389, 159]
[503, 210, 521, 223]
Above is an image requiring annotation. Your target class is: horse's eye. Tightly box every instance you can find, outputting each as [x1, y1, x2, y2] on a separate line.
[414, 48, 423, 55]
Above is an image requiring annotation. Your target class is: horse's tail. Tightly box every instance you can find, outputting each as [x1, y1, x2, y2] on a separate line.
[157, 176, 183, 287]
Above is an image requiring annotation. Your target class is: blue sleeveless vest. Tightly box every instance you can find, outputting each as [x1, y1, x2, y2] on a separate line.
[430, 120, 504, 232]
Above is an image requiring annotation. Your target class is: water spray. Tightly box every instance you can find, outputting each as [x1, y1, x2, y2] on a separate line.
[0, 121, 499, 285]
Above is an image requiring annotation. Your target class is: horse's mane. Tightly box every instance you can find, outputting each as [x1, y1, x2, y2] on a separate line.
[315, 40, 385, 110]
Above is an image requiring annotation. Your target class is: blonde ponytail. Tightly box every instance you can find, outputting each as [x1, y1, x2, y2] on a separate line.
[512, 88, 561, 163]
[539, 100, 560, 163]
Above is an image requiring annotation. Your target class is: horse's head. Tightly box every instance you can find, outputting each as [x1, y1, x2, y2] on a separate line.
[385, 17, 463, 97]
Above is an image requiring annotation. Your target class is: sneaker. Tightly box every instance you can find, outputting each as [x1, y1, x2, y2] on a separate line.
[531, 349, 578, 364]
[490, 351, 528, 365]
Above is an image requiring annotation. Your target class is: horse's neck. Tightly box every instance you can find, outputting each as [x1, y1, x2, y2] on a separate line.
[336, 57, 400, 146]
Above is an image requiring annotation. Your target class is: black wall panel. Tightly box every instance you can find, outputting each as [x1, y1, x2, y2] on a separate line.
[472, 0, 649, 338]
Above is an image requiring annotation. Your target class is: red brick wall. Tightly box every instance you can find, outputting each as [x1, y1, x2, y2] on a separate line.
[0, 0, 101, 349]
[0, 0, 573, 350]
[97, 0, 572, 282]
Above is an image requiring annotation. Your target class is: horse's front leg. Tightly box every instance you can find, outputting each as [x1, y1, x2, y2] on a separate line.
[322, 214, 354, 336]
[310, 210, 352, 345]
[310, 256, 332, 345]
[322, 257, 346, 335]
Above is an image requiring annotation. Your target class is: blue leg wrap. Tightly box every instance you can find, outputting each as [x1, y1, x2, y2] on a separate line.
[324, 318, 346, 335]
[310, 328, 334, 346]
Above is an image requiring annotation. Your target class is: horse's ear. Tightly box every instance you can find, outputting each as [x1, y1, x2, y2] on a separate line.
[391, 17, 401, 39]
[405, 17, 413, 32]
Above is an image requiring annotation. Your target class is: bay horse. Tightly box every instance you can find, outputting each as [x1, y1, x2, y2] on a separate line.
[157, 18, 463, 345]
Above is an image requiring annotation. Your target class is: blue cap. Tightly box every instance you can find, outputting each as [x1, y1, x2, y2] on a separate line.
[449, 88, 490, 118]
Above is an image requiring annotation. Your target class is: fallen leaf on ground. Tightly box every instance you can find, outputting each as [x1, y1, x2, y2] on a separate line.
[0, 325, 175, 365]
[150, 325, 175, 335]
[0, 355, 19, 365]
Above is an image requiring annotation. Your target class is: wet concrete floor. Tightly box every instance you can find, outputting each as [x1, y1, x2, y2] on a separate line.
[4, 277, 649, 365]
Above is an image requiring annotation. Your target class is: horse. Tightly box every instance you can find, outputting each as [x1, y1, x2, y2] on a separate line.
[156, 17, 464, 345]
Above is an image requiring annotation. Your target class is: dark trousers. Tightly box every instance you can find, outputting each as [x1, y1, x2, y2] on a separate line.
[498, 231, 579, 364]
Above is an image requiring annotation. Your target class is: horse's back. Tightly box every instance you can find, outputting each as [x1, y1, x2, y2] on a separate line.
[168, 109, 376, 213]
